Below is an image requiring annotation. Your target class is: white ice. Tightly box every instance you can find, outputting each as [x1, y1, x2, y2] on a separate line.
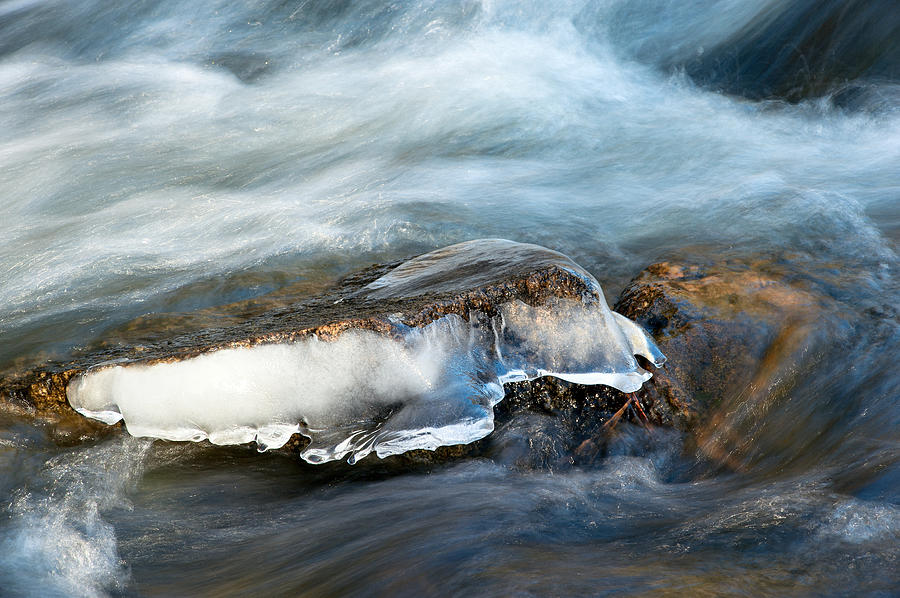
[68, 297, 664, 464]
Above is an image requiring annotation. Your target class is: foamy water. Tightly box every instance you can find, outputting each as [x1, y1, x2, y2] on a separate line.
[1, 0, 897, 365]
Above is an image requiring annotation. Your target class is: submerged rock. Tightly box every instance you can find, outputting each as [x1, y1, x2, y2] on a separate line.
[613, 257, 837, 469]
[597, 0, 900, 108]
[629, 0, 900, 105]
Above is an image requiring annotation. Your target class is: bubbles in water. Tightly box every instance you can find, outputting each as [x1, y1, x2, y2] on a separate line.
[0, 438, 150, 598]
[817, 500, 900, 544]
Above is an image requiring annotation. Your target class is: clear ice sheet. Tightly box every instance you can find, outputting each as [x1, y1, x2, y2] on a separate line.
[359, 239, 600, 300]
[68, 296, 665, 464]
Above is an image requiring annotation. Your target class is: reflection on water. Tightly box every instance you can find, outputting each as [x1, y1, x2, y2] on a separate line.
[0, 0, 898, 595]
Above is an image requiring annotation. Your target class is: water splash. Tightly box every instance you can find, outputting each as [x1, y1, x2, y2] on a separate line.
[0, 437, 150, 598]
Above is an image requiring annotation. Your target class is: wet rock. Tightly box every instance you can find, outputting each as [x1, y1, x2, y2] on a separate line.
[0, 242, 833, 470]
[613, 257, 835, 469]
[0, 240, 598, 414]
[2, 240, 624, 463]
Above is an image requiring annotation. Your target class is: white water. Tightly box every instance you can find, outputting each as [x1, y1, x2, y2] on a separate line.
[68, 293, 664, 463]
[1, 1, 897, 368]
[0, 438, 149, 598]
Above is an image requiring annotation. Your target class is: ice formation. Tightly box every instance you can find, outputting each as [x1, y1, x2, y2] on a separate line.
[68, 242, 665, 464]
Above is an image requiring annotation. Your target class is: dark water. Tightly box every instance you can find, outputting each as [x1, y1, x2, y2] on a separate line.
[1, 1, 898, 596]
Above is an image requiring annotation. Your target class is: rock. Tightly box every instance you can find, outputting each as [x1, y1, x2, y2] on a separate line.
[0, 242, 833, 470]
[0, 240, 600, 414]
[1, 240, 653, 462]
[613, 258, 834, 469]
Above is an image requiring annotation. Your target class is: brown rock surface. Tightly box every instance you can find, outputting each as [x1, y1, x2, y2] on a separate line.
[614, 258, 834, 469]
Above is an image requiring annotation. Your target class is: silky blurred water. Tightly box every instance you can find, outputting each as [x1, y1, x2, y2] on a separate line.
[1, 1, 898, 596]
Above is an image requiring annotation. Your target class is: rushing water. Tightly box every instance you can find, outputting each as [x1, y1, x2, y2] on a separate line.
[1, 1, 898, 596]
